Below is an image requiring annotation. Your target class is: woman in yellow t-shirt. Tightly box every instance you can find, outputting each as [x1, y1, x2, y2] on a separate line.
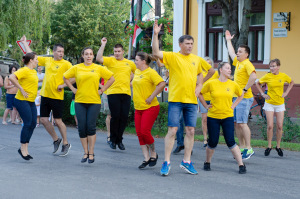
[132, 52, 166, 169]
[9, 52, 39, 161]
[256, 59, 294, 157]
[64, 47, 114, 164]
[199, 62, 246, 174]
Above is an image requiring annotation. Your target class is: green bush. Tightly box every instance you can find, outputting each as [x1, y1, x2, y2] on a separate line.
[62, 90, 76, 125]
[154, 102, 168, 133]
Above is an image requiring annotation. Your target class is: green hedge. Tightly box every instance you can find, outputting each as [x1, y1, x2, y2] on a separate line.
[62, 90, 169, 132]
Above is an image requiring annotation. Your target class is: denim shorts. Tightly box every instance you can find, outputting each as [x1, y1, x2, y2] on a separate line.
[233, 97, 254, 123]
[263, 102, 285, 112]
[168, 102, 198, 127]
[6, 93, 16, 110]
[199, 100, 210, 114]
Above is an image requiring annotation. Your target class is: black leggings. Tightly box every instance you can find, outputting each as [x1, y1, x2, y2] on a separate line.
[107, 94, 131, 144]
[75, 103, 101, 138]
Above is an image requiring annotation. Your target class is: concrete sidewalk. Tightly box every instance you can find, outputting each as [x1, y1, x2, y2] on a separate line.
[0, 123, 299, 199]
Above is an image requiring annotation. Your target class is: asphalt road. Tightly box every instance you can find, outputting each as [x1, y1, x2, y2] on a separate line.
[0, 122, 299, 199]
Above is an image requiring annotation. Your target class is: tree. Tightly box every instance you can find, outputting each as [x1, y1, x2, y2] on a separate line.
[213, 0, 251, 57]
[0, 0, 51, 60]
[51, 0, 130, 63]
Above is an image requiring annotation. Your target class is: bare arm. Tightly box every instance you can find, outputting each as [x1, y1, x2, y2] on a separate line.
[20, 35, 33, 53]
[96, 37, 107, 64]
[282, 80, 294, 98]
[63, 77, 77, 94]
[243, 72, 257, 95]
[255, 81, 270, 100]
[99, 76, 115, 95]
[9, 74, 28, 98]
[195, 73, 204, 97]
[225, 30, 236, 61]
[198, 93, 212, 110]
[231, 93, 244, 110]
[145, 81, 166, 105]
[0, 75, 3, 87]
[58, 78, 75, 92]
[203, 67, 215, 82]
[4, 77, 14, 89]
[152, 20, 163, 60]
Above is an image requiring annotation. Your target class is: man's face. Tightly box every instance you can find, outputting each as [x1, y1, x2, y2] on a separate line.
[53, 46, 64, 61]
[37, 66, 42, 72]
[179, 39, 193, 55]
[114, 47, 124, 60]
[236, 47, 248, 61]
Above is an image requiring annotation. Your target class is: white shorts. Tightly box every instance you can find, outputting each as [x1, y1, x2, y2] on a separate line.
[263, 102, 285, 112]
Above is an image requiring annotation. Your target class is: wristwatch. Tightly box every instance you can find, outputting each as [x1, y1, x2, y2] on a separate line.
[243, 88, 248, 92]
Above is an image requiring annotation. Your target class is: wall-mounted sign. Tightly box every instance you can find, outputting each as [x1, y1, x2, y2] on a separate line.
[273, 13, 288, 22]
[273, 28, 287, 37]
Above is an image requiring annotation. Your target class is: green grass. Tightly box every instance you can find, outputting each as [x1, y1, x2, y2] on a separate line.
[0, 107, 4, 117]
[124, 126, 300, 152]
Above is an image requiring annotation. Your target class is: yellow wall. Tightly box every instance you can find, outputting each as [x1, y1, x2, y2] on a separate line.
[270, 0, 300, 84]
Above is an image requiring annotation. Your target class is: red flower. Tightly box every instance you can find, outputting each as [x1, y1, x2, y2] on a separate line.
[135, 19, 137, 21]
[168, 30, 171, 32]
[167, 18, 168, 20]
[167, 22, 170, 24]
[129, 28, 131, 30]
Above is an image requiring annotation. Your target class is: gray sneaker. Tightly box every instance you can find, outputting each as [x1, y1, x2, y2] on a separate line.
[59, 143, 71, 156]
[53, 138, 62, 153]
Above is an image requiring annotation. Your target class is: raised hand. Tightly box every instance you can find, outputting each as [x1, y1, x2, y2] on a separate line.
[20, 35, 27, 43]
[225, 30, 234, 41]
[101, 37, 107, 45]
[153, 20, 162, 35]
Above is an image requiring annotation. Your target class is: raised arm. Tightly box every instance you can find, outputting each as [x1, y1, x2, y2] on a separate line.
[96, 37, 107, 64]
[152, 20, 163, 60]
[145, 81, 166, 105]
[20, 35, 33, 53]
[225, 30, 236, 61]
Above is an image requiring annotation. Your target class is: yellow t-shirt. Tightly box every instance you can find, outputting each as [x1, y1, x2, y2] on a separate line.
[64, 63, 113, 104]
[201, 79, 242, 119]
[132, 67, 164, 110]
[233, 57, 256, 98]
[103, 57, 136, 96]
[259, 72, 292, 105]
[202, 71, 219, 101]
[14, 67, 38, 102]
[162, 52, 203, 104]
[38, 57, 72, 100]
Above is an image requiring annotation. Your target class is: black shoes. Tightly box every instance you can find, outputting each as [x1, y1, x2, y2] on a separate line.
[88, 154, 95, 164]
[81, 154, 89, 163]
[109, 142, 116, 149]
[173, 145, 184, 154]
[275, 147, 283, 157]
[117, 142, 125, 150]
[203, 162, 211, 171]
[149, 154, 158, 167]
[138, 160, 150, 169]
[18, 148, 30, 161]
[239, 164, 247, 174]
[265, 148, 272, 156]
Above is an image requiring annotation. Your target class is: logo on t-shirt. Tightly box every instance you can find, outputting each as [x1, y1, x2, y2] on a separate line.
[192, 62, 195, 66]
[55, 65, 59, 69]
[139, 75, 143, 78]
[227, 88, 230, 92]
[279, 79, 282, 82]
[91, 70, 95, 72]
[125, 63, 129, 65]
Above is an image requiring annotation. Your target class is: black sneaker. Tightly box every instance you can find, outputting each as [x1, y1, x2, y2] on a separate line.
[109, 142, 116, 149]
[59, 143, 71, 156]
[53, 138, 62, 153]
[265, 148, 272, 156]
[173, 145, 184, 154]
[239, 164, 247, 174]
[275, 147, 283, 157]
[118, 142, 125, 150]
[203, 162, 211, 171]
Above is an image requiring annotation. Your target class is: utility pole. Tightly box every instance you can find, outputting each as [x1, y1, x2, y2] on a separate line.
[155, 0, 161, 17]
[132, 0, 143, 58]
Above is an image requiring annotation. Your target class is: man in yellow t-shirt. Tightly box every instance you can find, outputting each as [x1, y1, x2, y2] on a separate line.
[226, 30, 257, 160]
[96, 38, 136, 150]
[152, 20, 204, 176]
[21, 36, 72, 156]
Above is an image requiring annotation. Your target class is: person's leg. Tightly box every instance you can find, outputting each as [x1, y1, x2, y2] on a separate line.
[265, 111, 275, 148]
[205, 117, 220, 163]
[176, 113, 184, 147]
[202, 113, 208, 144]
[75, 103, 88, 155]
[12, 107, 17, 123]
[182, 103, 198, 162]
[106, 114, 111, 139]
[86, 104, 101, 159]
[117, 94, 131, 144]
[275, 111, 285, 148]
[80, 137, 88, 156]
[135, 109, 148, 159]
[108, 94, 121, 144]
[52, 99, 68, 145]
[2, 108, 10, 124]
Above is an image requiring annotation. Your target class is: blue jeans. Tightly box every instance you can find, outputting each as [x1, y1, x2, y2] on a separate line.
[207, 117, 236, 149]
[176, 113, 185, 146]
[14, 99, 37, 144]
[75, 103, 101, 138]
[168, 102, 197, 127]
[233, 97, 254, 123]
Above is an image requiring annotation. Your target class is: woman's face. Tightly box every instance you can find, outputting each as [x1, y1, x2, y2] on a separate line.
[269, 62, 280, 75]
[220, 63, 231, 78]
[134, 56, 144, 70]
[11, 67, 17, 74]
[31, 56, 39, 68]
[82, 49, 94, 64]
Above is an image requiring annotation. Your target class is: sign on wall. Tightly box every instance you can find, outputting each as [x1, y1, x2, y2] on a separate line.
[273, 13, 288, 22]
[273, 28, 287, 38]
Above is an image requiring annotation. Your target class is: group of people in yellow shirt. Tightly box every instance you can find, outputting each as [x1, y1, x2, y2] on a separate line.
[10, 21, 294, 176]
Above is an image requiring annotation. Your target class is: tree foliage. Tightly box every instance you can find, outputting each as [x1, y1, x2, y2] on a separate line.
[0, 0, 51, 60]
[51, 0, 130, 63]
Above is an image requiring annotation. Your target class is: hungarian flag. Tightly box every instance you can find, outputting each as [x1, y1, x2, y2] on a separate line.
[132, 24, 145, 48]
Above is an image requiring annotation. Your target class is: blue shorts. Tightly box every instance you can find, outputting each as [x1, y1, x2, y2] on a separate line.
[6, 93, 16, 110]
[168, 102, 198, 127]
[199, 100, 210, 114]
[233, 97, 254, 123]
